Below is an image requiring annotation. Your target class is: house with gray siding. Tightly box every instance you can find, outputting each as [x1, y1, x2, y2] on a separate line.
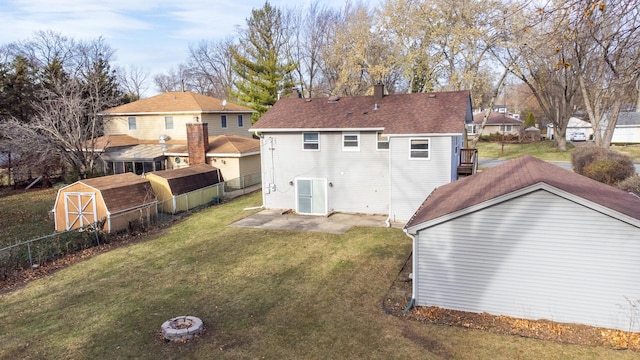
[250, 85, 473, 221]
[404, 155, 640, 332]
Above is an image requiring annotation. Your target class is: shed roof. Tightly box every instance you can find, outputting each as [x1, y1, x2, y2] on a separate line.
[251, 90, 472, 135]
[405, 155, 640, 229]
[101, 91, 254, 115]
[75, 173, 156, 213]
[146, 164, 221, 195]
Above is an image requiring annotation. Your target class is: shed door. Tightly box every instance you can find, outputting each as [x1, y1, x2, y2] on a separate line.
[296, 178, 327, 215]
[64, 192, 97, 230]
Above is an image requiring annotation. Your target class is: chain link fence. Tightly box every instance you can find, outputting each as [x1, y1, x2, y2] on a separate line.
[0, 173, 261, 281]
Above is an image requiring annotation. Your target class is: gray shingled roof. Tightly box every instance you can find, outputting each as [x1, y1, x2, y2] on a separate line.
[473, 112, 523, 125]
[251, 90, 472, 135]
[617, 112, 640, 126]
[405, 155, 640, 229]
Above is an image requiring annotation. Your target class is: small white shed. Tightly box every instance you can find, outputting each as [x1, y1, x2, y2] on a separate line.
[405, 155, 640, 332]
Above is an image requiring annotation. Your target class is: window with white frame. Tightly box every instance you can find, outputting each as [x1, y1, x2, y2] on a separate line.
[500, 125, 512, 132]
[303, 132, 319, 150]
[410, 138, 430, 159]
[221, 115, 227, 128]
[164, 116, 174, 130]
[238, 114, 244, 128]
[128, 116, 136, 130]
[342, 132, 360, 151]
[377, 132, 389, 150]
[466, 124, 477, 135]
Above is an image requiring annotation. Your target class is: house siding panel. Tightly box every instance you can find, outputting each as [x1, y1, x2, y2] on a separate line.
[414, 189, 640, 332]
[103, 113, 254, 140]
[261, 132, 389, 214]
[389, 136, 453, 221]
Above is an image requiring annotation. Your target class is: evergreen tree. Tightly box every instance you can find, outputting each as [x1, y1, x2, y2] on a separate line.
[231, 2, 296, 123]
[524, 113, 535, 128]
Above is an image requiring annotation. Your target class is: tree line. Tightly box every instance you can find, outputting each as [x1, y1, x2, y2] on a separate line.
[1, 0, 639, 184]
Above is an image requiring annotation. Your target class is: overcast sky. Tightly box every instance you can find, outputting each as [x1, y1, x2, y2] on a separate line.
[0, 0, 359, 89]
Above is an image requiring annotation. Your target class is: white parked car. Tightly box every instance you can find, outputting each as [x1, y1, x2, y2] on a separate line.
[571, 131, 587, 141]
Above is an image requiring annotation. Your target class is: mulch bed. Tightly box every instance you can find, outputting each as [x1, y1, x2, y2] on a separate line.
[382, 254, 640, 351]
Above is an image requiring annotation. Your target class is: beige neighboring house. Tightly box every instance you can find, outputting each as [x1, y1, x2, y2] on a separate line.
[95, 91, 260, 181]
[101, 90, 255, 141]
[468, 112, 523, 138]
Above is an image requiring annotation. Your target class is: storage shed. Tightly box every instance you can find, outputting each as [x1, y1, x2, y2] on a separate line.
[53, 173, 157, 233]
[144, 164, 222, 214]
[404, 155, 640, 332]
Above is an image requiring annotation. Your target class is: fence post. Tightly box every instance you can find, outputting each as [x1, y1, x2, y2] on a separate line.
[27, 242, 33, 269]
[94, 223, 100, 246]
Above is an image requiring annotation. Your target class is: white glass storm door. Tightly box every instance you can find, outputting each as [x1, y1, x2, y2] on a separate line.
[295, 178, 327, 215]
[64, 192, 97, 230]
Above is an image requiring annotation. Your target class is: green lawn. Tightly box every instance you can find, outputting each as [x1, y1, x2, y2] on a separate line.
[0, 187, 57, 246]
[1, 191, 638, 359]
[476, 141, 640, 162]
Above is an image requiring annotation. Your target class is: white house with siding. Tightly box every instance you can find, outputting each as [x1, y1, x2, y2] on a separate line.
[250, 85, 473, 222]
[404, 155, 640, 332]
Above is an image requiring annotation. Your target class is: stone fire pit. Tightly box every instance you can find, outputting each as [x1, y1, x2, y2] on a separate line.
[161, 316, 204, 342]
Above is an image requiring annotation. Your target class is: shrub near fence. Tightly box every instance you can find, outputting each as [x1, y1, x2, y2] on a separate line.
[0, 173, 261, 281]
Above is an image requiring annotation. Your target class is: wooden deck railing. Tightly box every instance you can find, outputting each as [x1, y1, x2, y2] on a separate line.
[457, 148, 478, 179]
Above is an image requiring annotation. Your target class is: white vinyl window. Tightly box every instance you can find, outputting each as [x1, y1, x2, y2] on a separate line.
[377, 132, 389, 150]
[342, 132, 360, 151]
[303, 132, 319, 150]
[500, 125, 513, 132]
[410, 138, 430, 159]
[128, 116, 136, 130]
[466, 124, 477, 135]
[164, 116, 174, 130]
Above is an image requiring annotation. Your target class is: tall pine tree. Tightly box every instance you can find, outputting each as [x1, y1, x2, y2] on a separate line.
[231, 2, 296, 123]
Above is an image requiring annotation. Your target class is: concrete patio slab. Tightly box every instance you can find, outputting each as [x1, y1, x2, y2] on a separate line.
[231, 209, 402, 234]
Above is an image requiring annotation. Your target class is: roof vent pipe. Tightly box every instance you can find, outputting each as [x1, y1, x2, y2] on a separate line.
[374, 103, 379, 111]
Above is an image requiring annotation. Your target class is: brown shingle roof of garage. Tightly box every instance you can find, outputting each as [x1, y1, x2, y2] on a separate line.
[79, 173, 156, 214]
[251, 90, 472, 134]
[405, 155, 640, 228]
[147, 164, 221, 195]
[101, 91, 255, 114]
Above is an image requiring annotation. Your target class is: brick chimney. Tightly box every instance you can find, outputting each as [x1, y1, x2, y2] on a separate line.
[186, 122, 209, 165]
[373, 82, 384, 99]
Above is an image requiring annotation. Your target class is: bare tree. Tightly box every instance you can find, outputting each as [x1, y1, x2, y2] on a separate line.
[186, 38, 237, 99]
[153, 65, 189, 93]
[568, 0, 640, 148]
[117, 64, 149, 101]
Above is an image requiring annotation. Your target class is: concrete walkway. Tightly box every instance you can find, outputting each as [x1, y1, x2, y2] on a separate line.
[231, 209, 403, 234]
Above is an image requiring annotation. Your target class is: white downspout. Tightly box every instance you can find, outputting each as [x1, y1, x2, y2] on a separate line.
[385, 136, 393, 227]
[403, 227, 417, 313]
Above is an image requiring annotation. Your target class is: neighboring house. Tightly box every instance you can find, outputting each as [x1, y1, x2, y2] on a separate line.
[468, 112, 523, 138]
[95, 91, 260, 180]
[547, 116, 593, 141]
[101, 91, 255, 141]
[163, 134, 261, 181]
[404, 155, 640, 332]
[250, 84, 473, 222]
[611, 112, 640, 144]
